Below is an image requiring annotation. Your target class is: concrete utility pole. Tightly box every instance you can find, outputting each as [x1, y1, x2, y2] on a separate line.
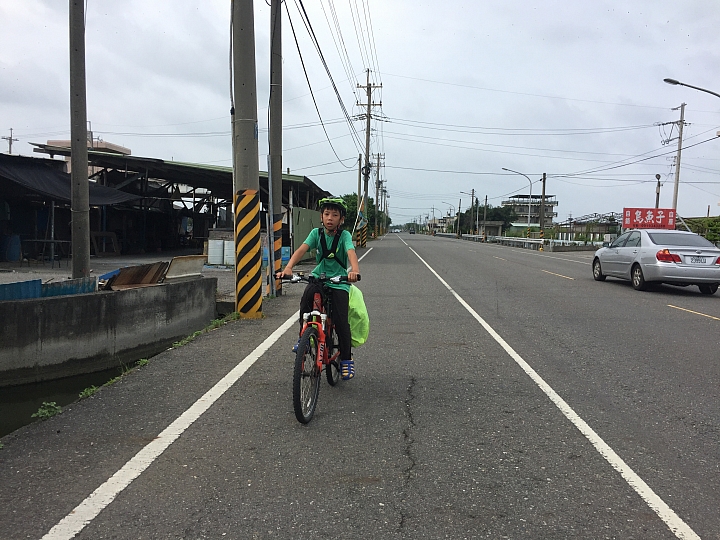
[357, 69, 381, 246]
[69, 0, 91, 279]
[539, 173, 546, 231]
[268, 0, 282, 295]
[232, 0, 262, 317]
[482, 195, 488, 240]
[471, 188, 475, 234]
[2, 128, 19, 154]
[374, 152, 383, 237]
[671, 103, 685, 210]
[232, 1, 260, 193]
[457, 199, 462, 238]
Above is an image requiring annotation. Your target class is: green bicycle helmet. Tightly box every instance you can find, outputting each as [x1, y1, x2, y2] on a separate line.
[318, 197, 348, 217]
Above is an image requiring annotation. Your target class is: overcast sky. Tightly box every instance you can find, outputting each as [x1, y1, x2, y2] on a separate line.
[2, 0, 719, 224]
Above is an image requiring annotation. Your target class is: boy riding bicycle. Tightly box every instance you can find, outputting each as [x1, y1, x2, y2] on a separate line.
[277, 197, 361, 380]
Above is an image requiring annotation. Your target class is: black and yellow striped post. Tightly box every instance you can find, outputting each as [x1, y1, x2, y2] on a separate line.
[360, 225, 367, 247]
[234, 190, 262, 318]
[539, 228, 545, 251]
[273, 213, 283, 295]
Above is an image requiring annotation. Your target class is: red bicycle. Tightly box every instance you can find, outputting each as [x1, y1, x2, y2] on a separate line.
[283, 273, 359, 424]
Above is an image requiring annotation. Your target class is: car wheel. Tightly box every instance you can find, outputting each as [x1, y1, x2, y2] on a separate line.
[592, 259, 606, 281]
[631, 264, 647, 291]
[698, 284, 719, 295]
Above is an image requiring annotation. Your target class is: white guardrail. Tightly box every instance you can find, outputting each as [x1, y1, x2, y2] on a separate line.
[434, 232, 603, 250]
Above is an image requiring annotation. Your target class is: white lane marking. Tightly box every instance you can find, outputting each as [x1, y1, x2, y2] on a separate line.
[478, 242, 592, 265]
[44, 245, 377, 540]
[407, 245, 700, 540]
[541, 269, 575, 280]
[42, 315, 298, 540]
[493, 256, 506, 261]
[358, 248, 372, 261]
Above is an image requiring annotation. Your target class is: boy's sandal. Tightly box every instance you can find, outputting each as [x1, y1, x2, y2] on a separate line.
[340, 359, 355, 380]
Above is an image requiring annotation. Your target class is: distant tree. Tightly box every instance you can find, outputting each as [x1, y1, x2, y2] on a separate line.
[482, 204, 517, 229]
[340, 193, 391, 232]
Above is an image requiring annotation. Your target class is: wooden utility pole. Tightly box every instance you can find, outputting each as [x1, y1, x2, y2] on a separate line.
[232, 0, 262, 317]
[269, 0, 282, 295]
[69, 0, 91, 279]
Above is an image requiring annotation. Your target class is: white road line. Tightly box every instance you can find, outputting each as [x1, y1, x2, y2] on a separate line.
[44, 247, 375, 540]
[42, 315, 298, 540]
[407, 245, 700, 540]
[478, 242, 592, 265]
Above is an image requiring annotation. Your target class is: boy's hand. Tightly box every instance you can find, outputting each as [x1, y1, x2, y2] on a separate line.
[347, 271, 359, 282]
[276, 268, 293, 279]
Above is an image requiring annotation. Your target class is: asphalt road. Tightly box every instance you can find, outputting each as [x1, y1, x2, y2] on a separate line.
[1, 233, 718, 539]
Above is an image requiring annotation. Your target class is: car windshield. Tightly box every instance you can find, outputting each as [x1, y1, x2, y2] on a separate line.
[647, 232, 715, 248]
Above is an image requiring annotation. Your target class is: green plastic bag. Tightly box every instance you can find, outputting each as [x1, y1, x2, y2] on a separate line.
[348, 284, 369, 347]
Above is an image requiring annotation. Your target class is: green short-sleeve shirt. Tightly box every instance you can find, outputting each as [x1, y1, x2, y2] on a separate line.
[303, 228, 355, 292]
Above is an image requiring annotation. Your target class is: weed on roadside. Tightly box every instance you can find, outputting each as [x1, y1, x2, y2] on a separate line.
[172, 313, 239, 348]
[136, 358, 148, 367]
[31, 402, 62, 420]
[103, 376, 122, 387]
[78, 386, 98, 399]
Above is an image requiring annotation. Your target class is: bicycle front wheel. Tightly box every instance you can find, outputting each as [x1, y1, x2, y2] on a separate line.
[293, 327, 321, 424]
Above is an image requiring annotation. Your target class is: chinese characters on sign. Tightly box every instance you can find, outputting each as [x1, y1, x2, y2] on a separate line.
[623, 207, 676, 229]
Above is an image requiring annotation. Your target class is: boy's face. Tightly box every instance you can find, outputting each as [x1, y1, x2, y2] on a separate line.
[322, 207, 344, 231]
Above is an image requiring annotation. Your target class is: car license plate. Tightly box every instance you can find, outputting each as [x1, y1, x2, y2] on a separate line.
[690, 256, 706, 264]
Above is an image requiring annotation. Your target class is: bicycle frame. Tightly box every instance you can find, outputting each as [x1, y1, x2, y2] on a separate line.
[299, 289, 339, 370]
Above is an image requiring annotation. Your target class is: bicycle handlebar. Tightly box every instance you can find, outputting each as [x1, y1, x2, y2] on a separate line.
[278, 273, 361, 284]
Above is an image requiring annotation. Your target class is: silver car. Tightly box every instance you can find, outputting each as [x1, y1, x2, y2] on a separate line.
[592, 229, 720, 294]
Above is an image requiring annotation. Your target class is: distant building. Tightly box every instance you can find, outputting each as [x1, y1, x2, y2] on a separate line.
[501, 194, 558, 228]
[45, 139, 131, 175]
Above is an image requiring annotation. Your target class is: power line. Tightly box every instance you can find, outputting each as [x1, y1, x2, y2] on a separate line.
[382, 72, 720, 112]
[285, 1, 359, 167]
[383, 116, 657, 135]
[320, 0, 362, 104]
[294, 0, 365, 153]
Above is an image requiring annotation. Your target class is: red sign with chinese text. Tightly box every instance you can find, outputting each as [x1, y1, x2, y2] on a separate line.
[623, 207, 676, 229]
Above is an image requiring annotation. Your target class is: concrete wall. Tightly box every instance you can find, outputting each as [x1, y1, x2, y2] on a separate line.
[546, 243, 599, 252]
[0, 277, 217, 387]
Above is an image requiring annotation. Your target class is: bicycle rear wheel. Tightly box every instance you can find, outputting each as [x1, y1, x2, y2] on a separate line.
[326, 327, 341, 386]
[293, 327, 321, 423]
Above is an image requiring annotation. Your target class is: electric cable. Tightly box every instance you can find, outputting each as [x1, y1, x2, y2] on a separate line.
[285, 1, 359, 167]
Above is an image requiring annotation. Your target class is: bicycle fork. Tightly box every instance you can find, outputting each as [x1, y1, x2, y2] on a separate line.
[301, 311, 328, 371]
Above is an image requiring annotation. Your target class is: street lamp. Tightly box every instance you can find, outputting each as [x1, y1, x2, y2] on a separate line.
[663, 78, 720, 211]
[441, 201, 455, 233]
[664, 78, 720, 99]
[502, 168, 533, 228]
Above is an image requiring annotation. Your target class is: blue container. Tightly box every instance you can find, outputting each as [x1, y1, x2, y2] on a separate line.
[41, 277, 98, 297]
[1, 235, 21, 262]
[0, 279, 42, 301]
[281, 246, 291, 263]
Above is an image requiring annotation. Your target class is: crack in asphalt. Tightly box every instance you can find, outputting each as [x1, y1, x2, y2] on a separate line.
[397, 376, 417, 533]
